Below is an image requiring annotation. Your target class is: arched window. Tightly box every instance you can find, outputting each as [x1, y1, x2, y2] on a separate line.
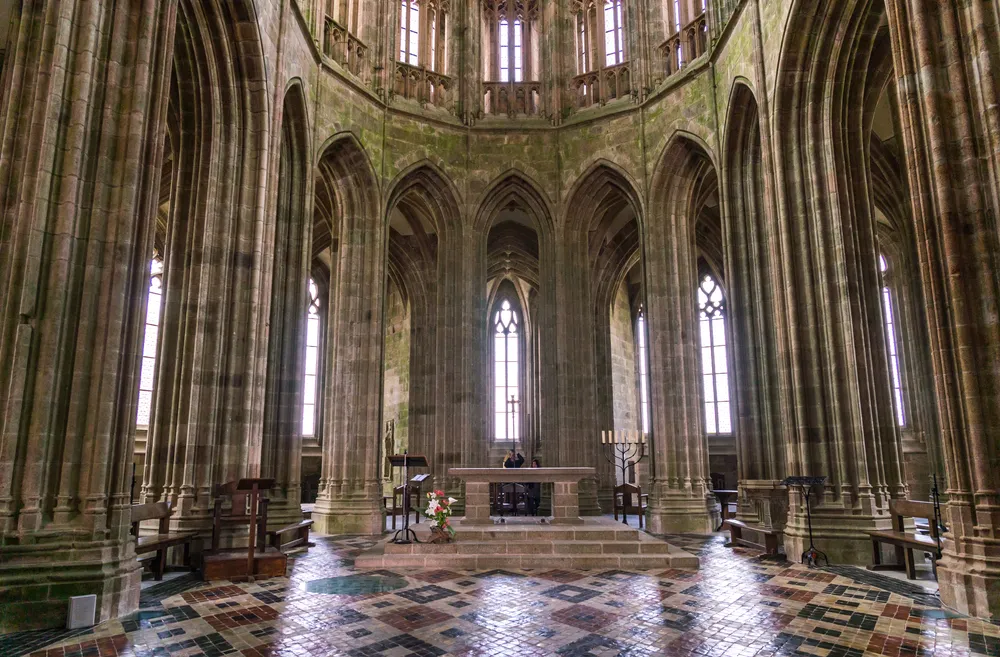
[636, 308, 651, 434]
[136, 256, 164, 427]
[879, 255, 905, 427]
[494, 299, 520, 441]
[577, 10, 589, 73]
[604, 0, 624, 66]
[698, 273, 731, 434]
[499, 18, 523, 82]
[399, 0, 419, 65]
[303, 279, 322, 436]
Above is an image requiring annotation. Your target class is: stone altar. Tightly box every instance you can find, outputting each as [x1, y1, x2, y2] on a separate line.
[449, 467, 595, 525]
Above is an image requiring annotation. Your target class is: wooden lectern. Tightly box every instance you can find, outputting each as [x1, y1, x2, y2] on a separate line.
[387, 453, 428, 544]
[204, 478, 287, 580]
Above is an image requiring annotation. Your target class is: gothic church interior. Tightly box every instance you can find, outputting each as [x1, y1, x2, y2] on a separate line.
[1, 0, 999, 653]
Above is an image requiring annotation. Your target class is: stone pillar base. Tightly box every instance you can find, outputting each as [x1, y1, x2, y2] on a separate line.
[781, 512, 892, 565]
[646, 492, 717, 534]
[937, 542, 1000, 620]
[0, 542, 141, 632]
[313, 493, 384, 535]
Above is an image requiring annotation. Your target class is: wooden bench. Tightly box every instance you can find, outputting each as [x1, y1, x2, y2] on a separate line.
[268, 520, 315, 553]
[868, 499, 940, 579]
[131, 502, 198, 580]
[724, 518, 781, 556]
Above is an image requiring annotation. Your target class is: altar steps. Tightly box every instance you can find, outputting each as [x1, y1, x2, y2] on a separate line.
[354, 517, 699, 571]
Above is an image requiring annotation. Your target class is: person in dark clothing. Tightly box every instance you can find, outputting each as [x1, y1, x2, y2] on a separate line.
[526, 458, 542, 515]
[503, 451, 525, 468]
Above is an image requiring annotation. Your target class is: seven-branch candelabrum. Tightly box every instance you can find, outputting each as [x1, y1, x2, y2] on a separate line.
[601, 430, 647, 485]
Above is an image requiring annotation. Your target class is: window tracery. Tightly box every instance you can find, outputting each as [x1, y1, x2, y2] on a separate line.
[303, 279, 322, 437]
[698, 273, 732, 435]
[879, 255, 905, 427]
[636, 308, 651, 435]
[493, 299, 521, 442]
[136, 256, 164, 427]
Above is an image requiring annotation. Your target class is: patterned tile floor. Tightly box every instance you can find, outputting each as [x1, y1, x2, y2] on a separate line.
[4, 528, 1000, 657]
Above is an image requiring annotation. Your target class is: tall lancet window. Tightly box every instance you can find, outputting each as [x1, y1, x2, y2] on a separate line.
[880, 255, 905, 426]
[604, 0, 624, 65]
[499, 19, 523, 82]
[636, 308, 651, 434]
[136, 256, 164, 427]
[399, 0, 419, 65]
[303, 279, 322, 436]
[494, 299, 520, 441]
[698, 273, 732, 434]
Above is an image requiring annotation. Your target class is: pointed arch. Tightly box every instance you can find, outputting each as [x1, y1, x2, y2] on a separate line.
[385, 160, 464, 236]
[473, 169, 555, 237]
[315, 132, 380, 226]
[563, 159, 645, 233]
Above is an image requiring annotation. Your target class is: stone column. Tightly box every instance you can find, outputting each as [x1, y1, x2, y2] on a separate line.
[0, 0, 175, 630]
[140, 1, 272, 540]
[553, 226, 603, 515]
[260, 88, 312, 528]
[769, 0, 907, 564]
[643, 139, 718, 534]
[885, 0, 1000, 620]
[313, 139, 386, 536]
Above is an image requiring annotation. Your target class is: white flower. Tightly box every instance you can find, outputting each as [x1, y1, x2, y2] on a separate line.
[448, 497, 457, 504]
[430, 519, 438, 527]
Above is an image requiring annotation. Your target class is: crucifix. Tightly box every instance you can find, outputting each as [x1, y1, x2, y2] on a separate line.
[507, 395, 520, 453]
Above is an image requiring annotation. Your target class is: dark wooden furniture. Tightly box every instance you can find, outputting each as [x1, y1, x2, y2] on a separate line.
[725, 518, 780, 555]
[712, 489, 738, 531]
[613, 483, 649, 528]
[868, 499, 940, 579]
[384, 484, 421, 530]
[130, 502, 197, 581]
[204, 478, 286, 580]
[268, 520, 315, 553]
[710, 472, 727, 490]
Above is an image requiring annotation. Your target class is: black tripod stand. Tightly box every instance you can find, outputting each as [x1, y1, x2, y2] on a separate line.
[782, 476, 828, 567]
[388, 452, 428, 544]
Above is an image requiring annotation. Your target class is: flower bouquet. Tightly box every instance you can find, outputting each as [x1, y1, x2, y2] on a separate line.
[425, 489, 457, 543]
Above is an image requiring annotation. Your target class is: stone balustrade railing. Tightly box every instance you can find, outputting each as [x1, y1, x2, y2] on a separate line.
[323, 16, 369, 82]
[483, 81, 543, 117]
[393, 61, 453, 108]
[658, 11, 708, 78]
[570, 61, 634, 109]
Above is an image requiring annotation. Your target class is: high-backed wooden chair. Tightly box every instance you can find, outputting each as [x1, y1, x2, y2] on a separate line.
[710, 472, 727, 491]
[384, 484, 421, 530]
[613, 483, 649, 528]
[211, 482, 269, 554]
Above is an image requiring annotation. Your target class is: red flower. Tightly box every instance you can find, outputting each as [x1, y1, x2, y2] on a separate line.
[434, 489, 445, 497]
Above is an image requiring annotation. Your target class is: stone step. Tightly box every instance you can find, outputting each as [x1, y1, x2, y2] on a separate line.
[445, 528, 643, 542]
[385, 539, 671, 556]
[357, 546, 698, 571]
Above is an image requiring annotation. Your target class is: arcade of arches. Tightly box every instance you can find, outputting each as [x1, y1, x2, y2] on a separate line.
[1, 0, 999, 635]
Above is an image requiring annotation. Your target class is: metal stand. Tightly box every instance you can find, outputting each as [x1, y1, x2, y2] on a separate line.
[601, 431, 647, 525]
[782, 476, 828, 567]
[391, 452, 418, 544]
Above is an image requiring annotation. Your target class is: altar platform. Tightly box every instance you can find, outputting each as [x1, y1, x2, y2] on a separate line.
[355, 516, 699, 570]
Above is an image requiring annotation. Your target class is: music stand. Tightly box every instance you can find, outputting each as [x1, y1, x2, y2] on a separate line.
[234, 478, 275, 577]
[781, 475, 828, 567]
[387, 453, 428, 544]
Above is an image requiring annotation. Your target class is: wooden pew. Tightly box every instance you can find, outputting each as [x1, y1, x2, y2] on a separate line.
[868, 499, 940, 579]
[724, 518, 781, 555]
[131, 502, 197, 580]
[268, 520, 315, 553]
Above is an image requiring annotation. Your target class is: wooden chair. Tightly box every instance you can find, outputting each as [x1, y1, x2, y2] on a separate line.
[384, 484, 421, 530]
[710, 472, 727, 491]
[131, 502, 198, 580]
[613, 484, 649, 528]
[500, 483, 529, 516]
[210, 482, 269, 554]
[868, 499, 941, 579]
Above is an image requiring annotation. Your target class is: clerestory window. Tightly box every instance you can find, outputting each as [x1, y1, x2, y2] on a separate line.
[636, 308, 651, 435]
[604, 0, 625, 66]
[879, 255, 905, 427]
